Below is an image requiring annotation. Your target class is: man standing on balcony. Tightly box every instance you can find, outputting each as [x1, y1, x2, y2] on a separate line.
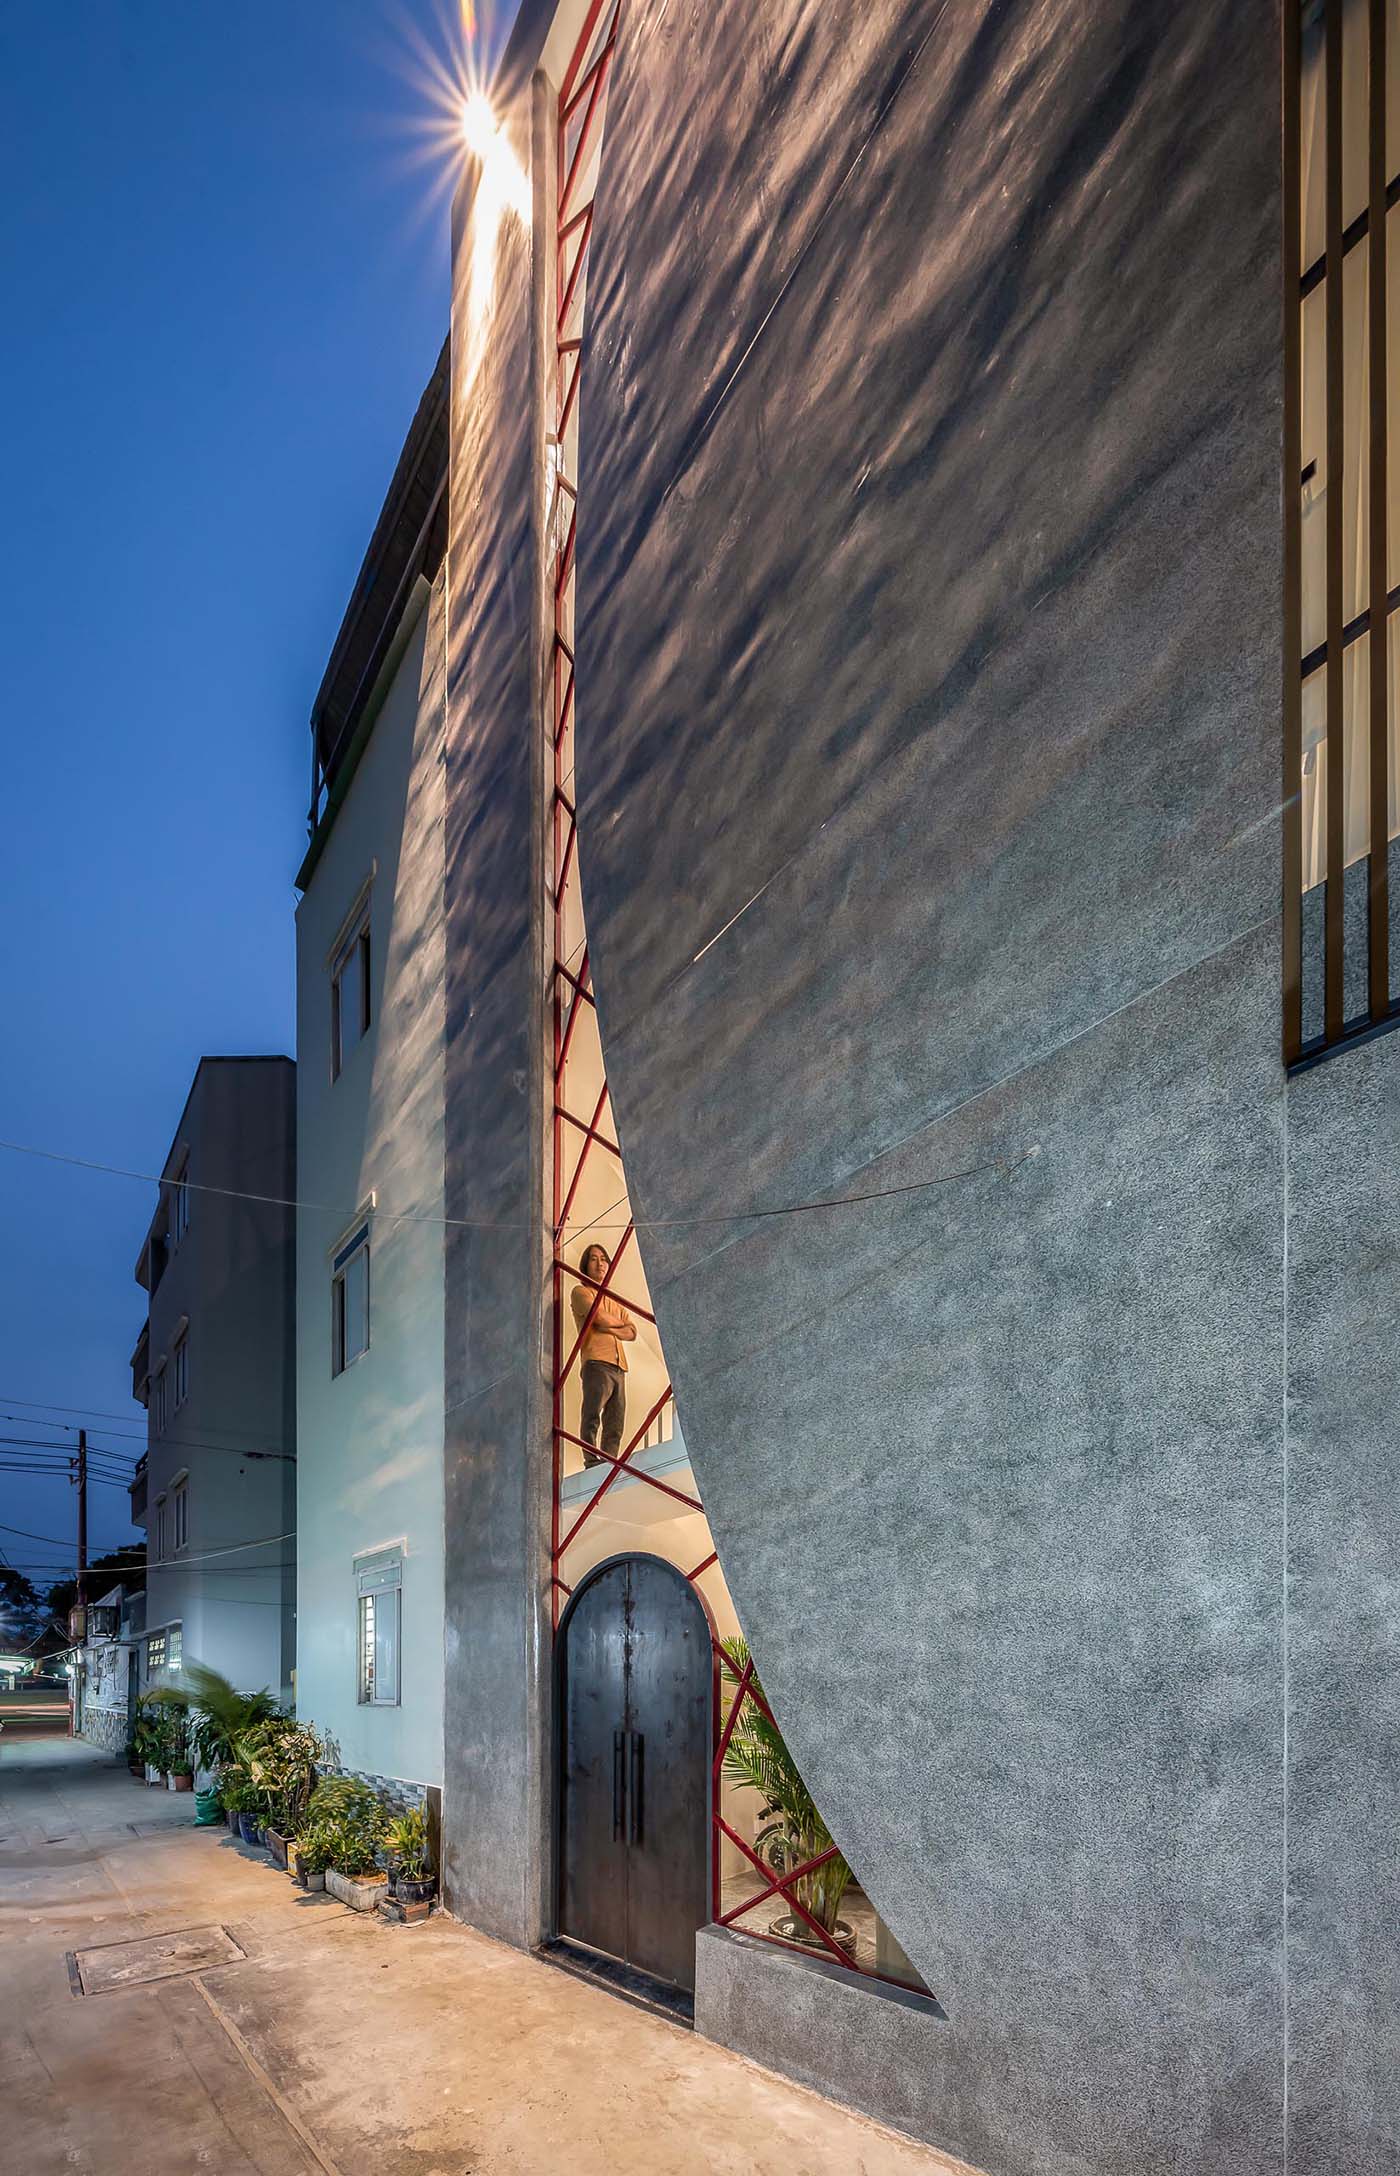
[572, 1243, 636, 1468]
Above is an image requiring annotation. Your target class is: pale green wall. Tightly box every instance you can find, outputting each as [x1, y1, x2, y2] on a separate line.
[294, 577, 446, 1790]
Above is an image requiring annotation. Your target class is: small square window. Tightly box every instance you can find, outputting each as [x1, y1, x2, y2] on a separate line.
[146, 1631, 166, 1673]
[331, 909, 372, 1080]
[332, 1226, 370, 1375]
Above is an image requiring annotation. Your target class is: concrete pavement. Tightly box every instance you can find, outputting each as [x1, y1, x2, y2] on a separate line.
[0, 1735, 976, 2175]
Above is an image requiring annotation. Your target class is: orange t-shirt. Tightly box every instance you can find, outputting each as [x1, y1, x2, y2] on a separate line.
[571, 1282, 632, 1371]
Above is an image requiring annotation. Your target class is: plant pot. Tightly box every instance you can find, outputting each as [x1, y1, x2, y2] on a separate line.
[237, 1811, 265, 1848]
[265, 1827, 290, 1870]
[226, 1808, 241, 1834]
[127, 1759, 144, 1777]
[297, 1868, 325, 1892]
[170, 1773, 194, 1793]
[393, 1876, 436, 1906]
[325, 1867, 389, 1913]
[768, 1912, 858, 1958]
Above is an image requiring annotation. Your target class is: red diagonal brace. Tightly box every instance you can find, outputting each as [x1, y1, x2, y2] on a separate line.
[714, 1816, 857, 1969]
[558, 1387, 675, 1554]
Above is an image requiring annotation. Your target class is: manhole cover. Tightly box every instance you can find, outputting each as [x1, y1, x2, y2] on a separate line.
[69, 1924, 246, 1994]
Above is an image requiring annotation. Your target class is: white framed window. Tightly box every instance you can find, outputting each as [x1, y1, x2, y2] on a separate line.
[172, 1480, 188, 1552]
[172, 1331, 188, 1409]
[155, 1496, 168, 1562]
[355, 1546, 402, 1705]
[171, 1158, 190, 1245]
[146, 1630, 166, 1673]
[168, 1624, 182, 1672]
[153, 1366, 168, 1437]
[330, 904, 372, 1079]
[332, 1224, 370, 1375]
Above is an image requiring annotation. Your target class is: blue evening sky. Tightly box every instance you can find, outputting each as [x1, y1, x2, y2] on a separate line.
[0, 4, 509, 1599]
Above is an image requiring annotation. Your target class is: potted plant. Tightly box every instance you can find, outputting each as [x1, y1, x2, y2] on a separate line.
[291, 1816, 335, 1892]
[222, 1766, 265, 1848]
[385, 1808, 435, 1905]
[719, 1638, 857, 1959]
[167, 1715, 195, 1793]
[314, 1779, 390, 1911]
[220, 1768, 253, 1837]
[252, 1720, 323, 1869]
[129, 1708, 162, 1781]
[184, 1664, 279, 1779]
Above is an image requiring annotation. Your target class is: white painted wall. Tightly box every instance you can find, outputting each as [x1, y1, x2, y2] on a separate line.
[295, 575, 446, 1790]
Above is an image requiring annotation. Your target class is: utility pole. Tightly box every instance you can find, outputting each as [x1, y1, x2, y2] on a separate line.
[75, 1429, 87, 1623]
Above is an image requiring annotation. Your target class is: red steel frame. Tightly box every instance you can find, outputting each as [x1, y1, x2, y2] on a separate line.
[546, 0, 886, 1980]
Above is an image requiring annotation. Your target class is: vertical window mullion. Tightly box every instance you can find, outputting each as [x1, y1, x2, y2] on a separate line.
[1368, 0, 1390, 1016]
[1284, 0, 1304, 1062]
[1324, 0, 1346, 1043]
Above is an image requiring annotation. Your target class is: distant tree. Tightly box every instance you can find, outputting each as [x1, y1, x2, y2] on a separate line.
[42, 1547, 147, 1635]
[0, 1567, 44, 1650]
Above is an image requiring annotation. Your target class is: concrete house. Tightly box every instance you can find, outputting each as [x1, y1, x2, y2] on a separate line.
[287, 3, 1400, 2173]
[129, 1058, 296, 1703]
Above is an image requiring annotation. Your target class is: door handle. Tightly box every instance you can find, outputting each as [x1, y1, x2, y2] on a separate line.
[627, 1730, 643, 1847]
[612, 1729, 624, 1841]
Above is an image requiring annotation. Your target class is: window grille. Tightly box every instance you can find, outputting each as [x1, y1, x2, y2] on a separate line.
[355, 1545, 402, 1705]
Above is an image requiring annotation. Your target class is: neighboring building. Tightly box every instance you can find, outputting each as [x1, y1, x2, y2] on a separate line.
[73, 1583, 145, 1755]
[293, 349, 447, 1816]
[129, 1058, 296, 1703]
[280, 5, 1399, 2175]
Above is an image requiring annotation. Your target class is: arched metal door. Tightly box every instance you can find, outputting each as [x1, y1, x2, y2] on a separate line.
[557, 1554, 712, 1993]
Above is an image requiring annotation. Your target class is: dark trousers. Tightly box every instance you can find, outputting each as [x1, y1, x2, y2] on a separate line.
[580, 1360, 626, 1466]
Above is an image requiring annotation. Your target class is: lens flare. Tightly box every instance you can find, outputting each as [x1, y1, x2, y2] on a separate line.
[461, 91, 499, 157]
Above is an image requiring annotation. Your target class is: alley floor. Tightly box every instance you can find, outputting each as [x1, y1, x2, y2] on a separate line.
[0, 1735, 974, 2176]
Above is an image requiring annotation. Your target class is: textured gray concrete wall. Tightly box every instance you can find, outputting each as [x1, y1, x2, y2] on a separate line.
[1285, 1040, 1400, 2176]
[574, 4, 1294, 2173]
[695, 1926, 960, 2155]
[440, 73, 554, 1948]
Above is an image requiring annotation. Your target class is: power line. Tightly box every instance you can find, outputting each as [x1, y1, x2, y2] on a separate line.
[0, 1131, 1029, 1234]
[0, 1437, 135, 1471]
[0, 1398, 273, 1450]
[0, 1408, 291, 1466]
[0, 1517, 138, 1550]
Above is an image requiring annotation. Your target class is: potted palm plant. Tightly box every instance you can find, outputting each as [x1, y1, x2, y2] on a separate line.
[184, 1664, 278, 1782]
[385, 1808, 434, 1905]
[719, 1638, 856, 1958]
